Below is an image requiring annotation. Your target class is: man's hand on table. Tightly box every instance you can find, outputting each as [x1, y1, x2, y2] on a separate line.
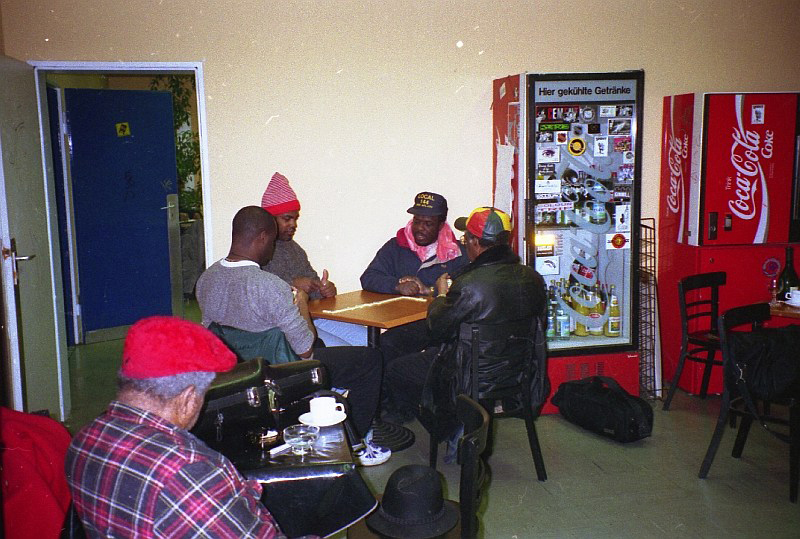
[395, 276, 430, 296]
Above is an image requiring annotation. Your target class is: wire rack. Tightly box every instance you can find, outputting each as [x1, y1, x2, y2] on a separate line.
[638, 218, 658, 399]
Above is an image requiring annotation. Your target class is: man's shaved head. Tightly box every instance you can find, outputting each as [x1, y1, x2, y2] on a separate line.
[232, 206, 276, 243]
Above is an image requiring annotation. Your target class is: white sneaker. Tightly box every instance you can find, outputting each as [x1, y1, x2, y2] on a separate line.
[356, 440, 391, 467]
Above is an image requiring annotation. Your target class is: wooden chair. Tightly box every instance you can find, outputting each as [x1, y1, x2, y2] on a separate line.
[421, 321, 547, 482]
[663, 271, 726, 411]
[698, 302, 800, 503]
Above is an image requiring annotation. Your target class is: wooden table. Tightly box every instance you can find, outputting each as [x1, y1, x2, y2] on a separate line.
[309, 290, 432, 347]
[309, 290, 431, 452]
[770, 302, 800, 320]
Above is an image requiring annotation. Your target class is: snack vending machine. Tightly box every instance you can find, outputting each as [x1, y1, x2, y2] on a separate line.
[492, 71, 644, 413]
[658, 92, 800, 395]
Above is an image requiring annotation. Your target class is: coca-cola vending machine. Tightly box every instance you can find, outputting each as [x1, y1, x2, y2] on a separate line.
[493, 71, 644, 413]
[659, 92, 800, 395]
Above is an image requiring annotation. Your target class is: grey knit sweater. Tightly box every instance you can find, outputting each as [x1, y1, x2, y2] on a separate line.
[196, 259, 314, 355]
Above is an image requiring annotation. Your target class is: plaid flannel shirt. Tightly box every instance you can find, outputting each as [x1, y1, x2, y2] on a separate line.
[66, 401, 285, 538]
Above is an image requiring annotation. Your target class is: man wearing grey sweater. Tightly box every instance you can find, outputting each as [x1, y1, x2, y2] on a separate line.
[196, 206, 389, 466]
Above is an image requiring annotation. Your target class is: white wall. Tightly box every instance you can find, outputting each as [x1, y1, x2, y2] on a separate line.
[2, 0, 799, 292]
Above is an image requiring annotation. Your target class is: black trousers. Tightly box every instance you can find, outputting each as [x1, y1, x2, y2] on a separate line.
[384, 347, 439, 421]
[314, 346, 382, 438]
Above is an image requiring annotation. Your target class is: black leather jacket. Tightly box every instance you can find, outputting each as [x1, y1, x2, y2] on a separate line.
[421, 244, 547, 427]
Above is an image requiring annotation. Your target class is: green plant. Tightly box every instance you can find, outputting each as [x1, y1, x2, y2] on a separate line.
[150, 75, 202, 215]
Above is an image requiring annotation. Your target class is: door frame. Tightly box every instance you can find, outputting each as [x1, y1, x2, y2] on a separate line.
[24, 61, 212, 418]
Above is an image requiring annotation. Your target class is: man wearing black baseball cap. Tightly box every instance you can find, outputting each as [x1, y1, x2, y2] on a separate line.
[361, 191, 466, 297]
[383, 207, 547, 433]
[360, 192, 468, 369]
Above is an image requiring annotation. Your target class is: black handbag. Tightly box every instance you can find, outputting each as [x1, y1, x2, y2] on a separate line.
[551, 376, 653, 443]
[191, 357, 330, 452]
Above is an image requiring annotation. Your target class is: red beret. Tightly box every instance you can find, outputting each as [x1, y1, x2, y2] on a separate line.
[121, 316, 236, 379]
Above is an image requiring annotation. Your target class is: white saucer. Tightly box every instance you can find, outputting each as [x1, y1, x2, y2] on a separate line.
[786, 301, 800, 308]
[299, 411, 347, 427]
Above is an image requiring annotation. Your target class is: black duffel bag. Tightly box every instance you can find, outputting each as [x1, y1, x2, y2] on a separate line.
[551, 376, 653, 443]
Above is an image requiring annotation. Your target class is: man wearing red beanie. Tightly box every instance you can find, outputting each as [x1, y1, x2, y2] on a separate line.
[65, 316, 288, 538]
[260, 172, 366, 346]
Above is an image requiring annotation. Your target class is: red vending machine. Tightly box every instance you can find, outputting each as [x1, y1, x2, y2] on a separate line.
[658, 92, 800, 395]
[493, 71, 644, 414]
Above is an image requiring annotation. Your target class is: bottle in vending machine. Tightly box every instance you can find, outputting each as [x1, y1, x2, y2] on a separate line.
[604, 285, 621, 337]
[556, 305, 570, 341]
[588, 284, 605, 336]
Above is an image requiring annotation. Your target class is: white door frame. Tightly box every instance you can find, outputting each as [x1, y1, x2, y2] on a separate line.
[25, 61, 213, 419]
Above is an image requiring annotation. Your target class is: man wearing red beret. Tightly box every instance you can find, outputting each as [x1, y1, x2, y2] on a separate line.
[65, 316, 289, 538]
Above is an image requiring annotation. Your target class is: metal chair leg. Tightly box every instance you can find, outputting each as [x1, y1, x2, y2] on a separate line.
[429, 432, 439, 470]
[663, 341, 690, 411]
[523, 406, 547, 482]
[731, 415, 753, 459]
[790, 401, 799, 503]
[699, 389, 732, 478]
[698, 348, 716, 399]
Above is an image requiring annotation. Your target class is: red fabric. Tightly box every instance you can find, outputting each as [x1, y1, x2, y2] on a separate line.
[121, 316, 236, 378]
[401, 220, 462, 263]
[261, 171, 300, 215]
[1, 407, 72, 538]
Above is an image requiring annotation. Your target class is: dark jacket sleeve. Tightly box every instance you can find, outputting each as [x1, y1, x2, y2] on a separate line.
[360, 239, 403, 294]
[426, 280, 480, 344]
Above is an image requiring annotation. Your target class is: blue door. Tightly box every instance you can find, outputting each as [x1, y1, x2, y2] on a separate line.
[64, 88, 178, 340]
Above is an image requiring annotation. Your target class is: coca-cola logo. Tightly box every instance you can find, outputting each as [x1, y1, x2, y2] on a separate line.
[728, 114, 772, 220]
[666, 133, 688, 214]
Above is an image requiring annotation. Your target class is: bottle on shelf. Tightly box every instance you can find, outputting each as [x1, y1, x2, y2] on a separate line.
[588, 284, 604, 336]
[574, 288, 589, 336]
[556, 305, 570, 341]
[604, 285, 621, 337]
[777, 246, 800, 301]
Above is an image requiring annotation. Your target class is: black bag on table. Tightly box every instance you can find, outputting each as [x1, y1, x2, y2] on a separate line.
[551, 376, 653, 443]
[191, 357, 329, 453]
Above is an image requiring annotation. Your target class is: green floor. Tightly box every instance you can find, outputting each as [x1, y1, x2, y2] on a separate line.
[66, 326, 800, 537]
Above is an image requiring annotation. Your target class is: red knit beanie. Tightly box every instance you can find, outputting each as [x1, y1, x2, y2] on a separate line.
[261, 172, 301, 215]
[121, 316, 236, 379]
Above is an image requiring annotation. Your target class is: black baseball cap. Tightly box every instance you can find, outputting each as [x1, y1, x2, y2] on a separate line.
[407, 192, 448, 217]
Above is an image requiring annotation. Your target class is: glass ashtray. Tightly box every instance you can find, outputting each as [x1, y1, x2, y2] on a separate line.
[283, 424, 320, 456]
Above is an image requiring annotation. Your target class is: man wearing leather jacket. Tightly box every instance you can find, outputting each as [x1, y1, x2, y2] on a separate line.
[383, 207, 547, 426]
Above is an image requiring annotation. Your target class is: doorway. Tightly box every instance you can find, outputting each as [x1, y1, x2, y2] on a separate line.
[33, 62, 213, 346]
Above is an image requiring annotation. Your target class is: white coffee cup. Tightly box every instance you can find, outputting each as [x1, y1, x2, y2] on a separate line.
[309, 396, 344, 421]
[787, 289, 800, 305]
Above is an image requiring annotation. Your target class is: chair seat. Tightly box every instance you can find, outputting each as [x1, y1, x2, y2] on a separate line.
[688, 331, 720, 343]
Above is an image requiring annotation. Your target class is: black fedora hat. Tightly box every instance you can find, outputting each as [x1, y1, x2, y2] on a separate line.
[366, 465, 459, 539]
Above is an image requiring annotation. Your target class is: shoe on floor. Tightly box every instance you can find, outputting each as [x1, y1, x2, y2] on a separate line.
[356, 440, 391, 466]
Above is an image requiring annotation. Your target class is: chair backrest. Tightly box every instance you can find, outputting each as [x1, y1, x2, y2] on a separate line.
[717, 302, 770, 372]
[455, 394, 490, 539]
[679, 271, 726, 334]
[464, 318, 542, 404]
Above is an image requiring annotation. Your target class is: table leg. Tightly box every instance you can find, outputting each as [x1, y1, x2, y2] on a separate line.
[367, 326, 381, 348]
